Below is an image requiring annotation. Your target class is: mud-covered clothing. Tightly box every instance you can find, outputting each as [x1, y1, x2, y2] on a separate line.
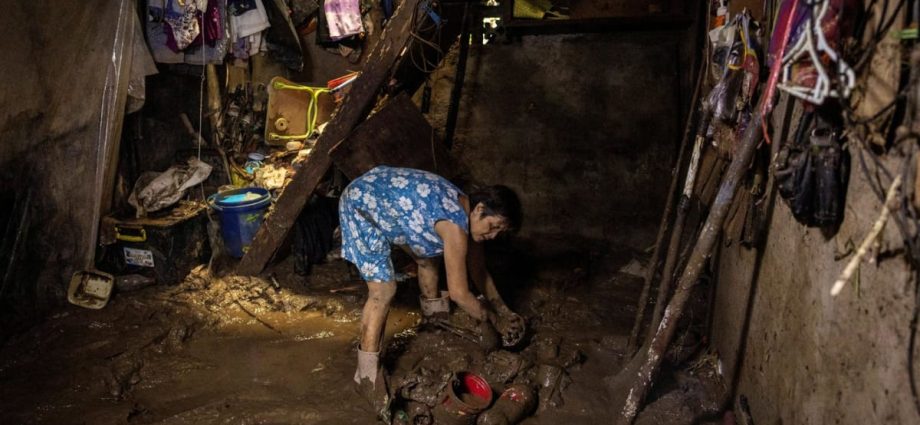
[339, 166, 468, 282]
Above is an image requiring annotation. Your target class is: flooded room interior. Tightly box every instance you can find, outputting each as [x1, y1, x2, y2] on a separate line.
[1, 0, 920, 424]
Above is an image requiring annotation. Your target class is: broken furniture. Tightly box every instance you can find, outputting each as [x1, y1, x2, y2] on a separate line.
[98, 201, 210, 286]
[264, 76, 335, 145]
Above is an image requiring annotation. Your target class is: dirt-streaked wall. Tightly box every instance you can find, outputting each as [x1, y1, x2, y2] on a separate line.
[712, 130, 920, 424]
[0, 0, 131, 336]
[431, 30, 695, 251]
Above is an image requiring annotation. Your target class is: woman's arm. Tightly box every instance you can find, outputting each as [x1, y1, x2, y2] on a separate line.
[467, 240, 525, 346]
[467, 241, 511, 314]
[435, 220, 493, 322]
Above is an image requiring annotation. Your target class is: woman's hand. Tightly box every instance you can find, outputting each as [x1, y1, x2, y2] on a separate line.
[492, 310, 526, 347]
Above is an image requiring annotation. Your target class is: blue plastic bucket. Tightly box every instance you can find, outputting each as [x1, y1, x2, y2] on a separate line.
[208, 187, 272, 258]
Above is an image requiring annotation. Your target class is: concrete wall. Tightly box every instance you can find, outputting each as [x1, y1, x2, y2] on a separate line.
[439, 30, 694, 250]
[711, 130, 920, 423]
[707, 1, 920, 422]
[0, 0, 131, 334]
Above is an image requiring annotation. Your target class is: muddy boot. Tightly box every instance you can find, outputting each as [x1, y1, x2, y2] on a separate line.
[419, 290, 450, 323]
[354, 349, 392, 423]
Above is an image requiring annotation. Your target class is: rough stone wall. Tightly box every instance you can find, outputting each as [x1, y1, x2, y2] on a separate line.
[438, 31, 693, 250]
[712, 130, 920, 424]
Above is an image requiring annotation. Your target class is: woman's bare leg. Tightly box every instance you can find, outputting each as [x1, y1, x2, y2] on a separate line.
[360, 280, 397, 352]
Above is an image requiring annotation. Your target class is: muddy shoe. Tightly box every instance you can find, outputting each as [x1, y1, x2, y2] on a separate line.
[419, 291, 450, 324]
[355, 368, 392, 423]
[354, 349, 392, 422]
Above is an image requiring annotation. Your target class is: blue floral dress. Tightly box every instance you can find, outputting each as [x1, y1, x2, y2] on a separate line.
[339, 166, 469, 282]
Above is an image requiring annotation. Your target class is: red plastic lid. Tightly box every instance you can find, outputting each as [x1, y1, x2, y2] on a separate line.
[459, 372, 493, 402]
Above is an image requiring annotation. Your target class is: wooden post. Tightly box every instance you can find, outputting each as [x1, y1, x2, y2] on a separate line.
[645, 111, 712, 343]
[444, 0, 471, 148]
[617, 110, 764, 425]
[236, 0, 425, 276]
[627, 63, 704, 352]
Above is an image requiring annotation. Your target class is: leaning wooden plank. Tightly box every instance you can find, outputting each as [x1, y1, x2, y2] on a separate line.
[236, 0, 425, 276]
[329, 93, 456, 180]
[616, 110, 764, 425]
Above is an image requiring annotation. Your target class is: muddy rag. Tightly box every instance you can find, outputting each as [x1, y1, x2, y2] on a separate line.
[129, 157, 213, 217]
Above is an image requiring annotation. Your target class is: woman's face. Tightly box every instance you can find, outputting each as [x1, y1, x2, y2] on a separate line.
[469, 203, 510, 242]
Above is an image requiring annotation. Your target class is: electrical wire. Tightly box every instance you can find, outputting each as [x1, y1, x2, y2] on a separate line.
[853, 0, 907, 72]
[407, 0, 445, 74]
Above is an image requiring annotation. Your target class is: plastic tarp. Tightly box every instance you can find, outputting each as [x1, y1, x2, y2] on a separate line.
[0, 0, 147, 333]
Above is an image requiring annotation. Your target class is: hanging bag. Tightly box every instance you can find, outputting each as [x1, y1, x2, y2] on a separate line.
[775, 111, 849, 228]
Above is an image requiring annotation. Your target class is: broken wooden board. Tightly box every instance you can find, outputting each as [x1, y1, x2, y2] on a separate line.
[329, 93, 456, 180]
[235, 0, 426, 276]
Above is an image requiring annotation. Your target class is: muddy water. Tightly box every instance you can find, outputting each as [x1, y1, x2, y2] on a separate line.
[0, 248, 654, 424]
[0, 260, 420, 424]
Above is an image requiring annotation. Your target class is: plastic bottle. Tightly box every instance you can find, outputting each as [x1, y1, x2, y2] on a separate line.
[244, 152, 266, 175]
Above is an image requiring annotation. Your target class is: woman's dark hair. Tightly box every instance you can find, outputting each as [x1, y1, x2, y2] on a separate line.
[469, 185, 523, 233]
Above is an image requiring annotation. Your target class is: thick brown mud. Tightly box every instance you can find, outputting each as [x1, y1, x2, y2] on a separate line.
[0, 246, 719, 424]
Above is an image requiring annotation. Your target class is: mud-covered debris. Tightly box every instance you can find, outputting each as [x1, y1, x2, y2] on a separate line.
[479, 321, 501, 352]
[618, 259, 646, 277]
[599, 334, 629, 352]
[294, 330, 335, 341]
[476, 384, 537, 425]
[533, 334, 561, 364]
[152, 322, 195, 354]
[115, 274, 156, 292]
[446, 352, 473, 373]
[394, 367, 451, 407]
[531, 334, 583, 370]
[534, 364, 571, 410]
[105, 354, 143, 399]
[479, 350, 529, 389]
[126, 402, 151, 422]
[557, 345, 584, 369]
[407, 401, 433, 424]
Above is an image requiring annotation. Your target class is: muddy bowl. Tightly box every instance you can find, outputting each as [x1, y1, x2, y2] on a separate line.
[433, 371, 494, 424]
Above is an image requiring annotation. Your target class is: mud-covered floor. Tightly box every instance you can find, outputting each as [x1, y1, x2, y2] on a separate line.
[0, 242, 719, 424]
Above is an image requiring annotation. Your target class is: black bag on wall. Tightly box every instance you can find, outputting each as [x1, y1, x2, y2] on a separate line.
[775, 112, 849, 228]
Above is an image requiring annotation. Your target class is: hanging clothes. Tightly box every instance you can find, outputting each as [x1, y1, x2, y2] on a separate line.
[185, 0, 231, 65]
[128, 7, 159, 113]
[147, 0, 184, 63]
[148, 0, 229, 64]
[228, 0, 258, 16]
[164, 0, 208, 51]
[323, 0, 363, 40]
[230, 0, 271, 40]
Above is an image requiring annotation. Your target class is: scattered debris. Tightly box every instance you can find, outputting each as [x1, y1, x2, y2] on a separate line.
[618, 259, 647, 278]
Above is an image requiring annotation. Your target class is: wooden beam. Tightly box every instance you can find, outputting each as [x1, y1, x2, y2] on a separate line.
[329, 93, 456, 180]
[616, 111, 764, 425]
[502, 14, 693, 36]
[235, 0, 425, 276]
